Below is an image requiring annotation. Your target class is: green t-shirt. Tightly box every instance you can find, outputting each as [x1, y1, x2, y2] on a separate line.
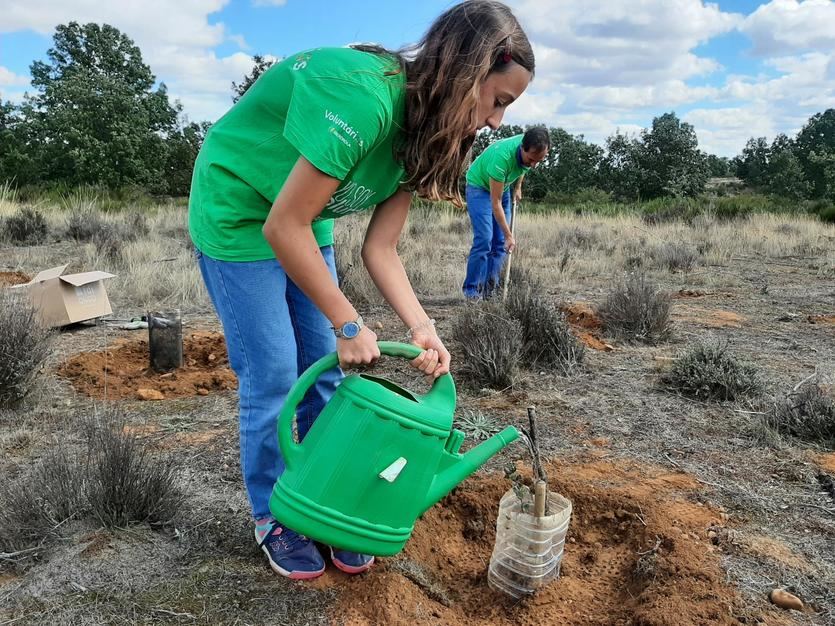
[189, 47, 406, 261]
[466, 134, 529, 193]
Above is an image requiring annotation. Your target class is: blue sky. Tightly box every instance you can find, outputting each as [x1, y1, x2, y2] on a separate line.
[2, 0, 834, 156]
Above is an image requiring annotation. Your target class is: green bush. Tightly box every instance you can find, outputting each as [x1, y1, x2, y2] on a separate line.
[598, 273, 672, 344]
[662, 340, 762, 401]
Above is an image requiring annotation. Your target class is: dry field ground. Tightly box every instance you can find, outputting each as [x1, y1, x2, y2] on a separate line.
[0, 195, 834, 625]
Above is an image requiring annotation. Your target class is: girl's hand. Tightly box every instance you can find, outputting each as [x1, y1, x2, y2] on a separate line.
[409, 331, 451, 379]
[337, 327, 380, 370]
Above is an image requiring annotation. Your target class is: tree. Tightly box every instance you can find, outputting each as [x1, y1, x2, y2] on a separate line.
[599, 132, 643, 201]
[706, 154, 730, 177]
[162, 118, 211, 196]
[535, 128, 603, 199]
[767, 149, 810, 200]
[734, 137, 771, 189]
[232, 55, 277, 103]
[808, 150, 835, 202]
[23, 22, 178, 188]
[794, 109, 835, 198]
[0, 101, 37, 186]
[637, 112, 708, 198]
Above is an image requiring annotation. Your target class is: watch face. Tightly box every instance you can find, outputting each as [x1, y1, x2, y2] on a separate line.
[342, 321, 361, 339]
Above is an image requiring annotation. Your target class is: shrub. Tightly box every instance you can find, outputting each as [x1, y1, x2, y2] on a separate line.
[92, 222, 124, 263]
[767, 384, 835, 446]
[0, 412, 184, 562]
[505, 285, 584, 376]
[450, 302, 523, 390]
[661, 340, 762, 401]
[83, 414, 184, 527]
[0, 289, 53, 407]
[598, 273, 672, 344]
[653, 242, 701, 273]
[817, 203, 835, 224]
[65, 208, 107, 242]
[552, 225, 600, 251]
[641, 199, 698, 225]
[3, 206, 48, 244]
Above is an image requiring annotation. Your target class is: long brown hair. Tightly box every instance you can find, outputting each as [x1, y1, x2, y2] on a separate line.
[354, 1, 534, 205]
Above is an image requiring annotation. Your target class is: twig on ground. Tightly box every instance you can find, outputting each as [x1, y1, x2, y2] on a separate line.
[793, 372, 817, 392]
[152, 608, 197, 619]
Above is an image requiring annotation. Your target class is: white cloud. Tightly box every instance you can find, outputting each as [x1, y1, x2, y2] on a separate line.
[504, 90, 566, 125]
[741, 0, 835, 56]
[0, 66, 29, 87]
[513, 0, 741, 87]
[0, 0, 269, 122]
[684, 105, 778, 155]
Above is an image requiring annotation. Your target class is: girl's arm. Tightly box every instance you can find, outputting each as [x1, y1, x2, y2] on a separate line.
[263, 156, 380, 368]
[362, 189, 450, 377]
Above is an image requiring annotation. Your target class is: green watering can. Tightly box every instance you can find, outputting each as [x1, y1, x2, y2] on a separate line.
[269, 341, 519, 556]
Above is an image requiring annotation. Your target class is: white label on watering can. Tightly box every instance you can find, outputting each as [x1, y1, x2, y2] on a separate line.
[379, 457, 407, 483]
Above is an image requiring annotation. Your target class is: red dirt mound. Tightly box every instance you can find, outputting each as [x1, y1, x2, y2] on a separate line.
[57, 331, 237, 400]
[808, 314, 835, 325]
[0, 271, 29, 287]
[324, 457, 789, 626]
[560, 302, 613, 352]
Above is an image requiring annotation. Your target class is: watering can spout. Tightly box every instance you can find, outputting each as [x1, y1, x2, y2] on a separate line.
[422, 426, 520, 513]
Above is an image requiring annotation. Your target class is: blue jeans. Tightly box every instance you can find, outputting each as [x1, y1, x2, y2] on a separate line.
[195, 247, 342, 520]
[463, 184, 511, 298]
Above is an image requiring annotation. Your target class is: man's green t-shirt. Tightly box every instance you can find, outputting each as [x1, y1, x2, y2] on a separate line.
[189, 47, 406, 261]
[466, 134, 529, 193]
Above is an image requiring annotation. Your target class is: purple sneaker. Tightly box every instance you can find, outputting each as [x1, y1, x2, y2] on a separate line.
[329, 547, 375, 574]
[255, 521, 325, 580]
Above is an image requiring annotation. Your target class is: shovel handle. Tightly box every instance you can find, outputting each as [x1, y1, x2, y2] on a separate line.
[277, 341, 450, 470]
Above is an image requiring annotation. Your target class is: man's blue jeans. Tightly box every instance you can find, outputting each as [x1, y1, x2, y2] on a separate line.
[195, 247, 342, 520]
[462, 184, 511, 298]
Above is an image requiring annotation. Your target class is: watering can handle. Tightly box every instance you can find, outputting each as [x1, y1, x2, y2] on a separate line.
[277, 341, 453, 471]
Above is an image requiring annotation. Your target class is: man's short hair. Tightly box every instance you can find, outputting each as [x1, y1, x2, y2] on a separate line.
[522, 126, 550, 152]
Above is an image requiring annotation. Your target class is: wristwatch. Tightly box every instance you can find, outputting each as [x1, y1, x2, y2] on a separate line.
[333, 315, 364, 339]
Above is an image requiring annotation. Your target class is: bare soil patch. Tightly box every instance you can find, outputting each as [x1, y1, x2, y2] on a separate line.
[56, 331, 236, 400]
[0, 271, 30, 286]
[325, 457, 800, 626]
[560, 302, 613, 351]
[673, 305, 748, 328]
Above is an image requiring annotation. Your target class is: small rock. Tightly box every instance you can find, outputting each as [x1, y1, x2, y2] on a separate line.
[197, 388, 209, 396]
[689, 532, 700, 541]
[136, 388, 165, 401]
[208, 353, 217, 362]
[374, 321, 383, 330]
[769, 589, 804, 611]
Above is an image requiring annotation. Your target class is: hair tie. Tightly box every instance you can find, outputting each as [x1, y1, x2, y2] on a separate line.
[502, 37, 512, 63]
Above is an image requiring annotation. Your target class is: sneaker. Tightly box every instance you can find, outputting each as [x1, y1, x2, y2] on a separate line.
[255, 521, 326, 580]
[329, 547, 375, 574]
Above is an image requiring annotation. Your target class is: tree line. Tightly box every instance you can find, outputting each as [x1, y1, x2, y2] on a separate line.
[1, 22, 833, 207]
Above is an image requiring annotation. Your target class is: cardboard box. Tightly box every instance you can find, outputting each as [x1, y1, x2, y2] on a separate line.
[10, 264, 116, 328]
